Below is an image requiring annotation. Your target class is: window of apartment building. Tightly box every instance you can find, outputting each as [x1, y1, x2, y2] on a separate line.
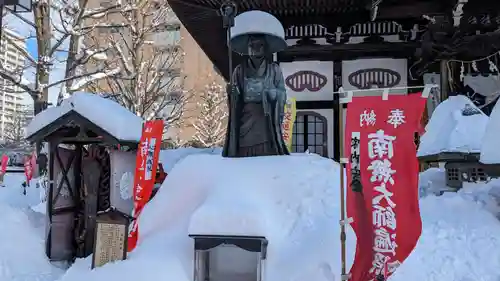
[159, 68, 182, 91]
[100, 0, 113, 8]
[151, 24, 181, 47]
[7, 54, 17, 61]
[166, 90, 182, 103]
[98, 26, 122, 34]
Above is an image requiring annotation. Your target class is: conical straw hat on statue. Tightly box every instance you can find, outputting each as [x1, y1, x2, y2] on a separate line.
[230, 10, 287, 55]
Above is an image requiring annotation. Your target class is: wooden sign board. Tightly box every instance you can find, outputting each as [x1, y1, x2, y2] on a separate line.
[91, 211, 129, 269]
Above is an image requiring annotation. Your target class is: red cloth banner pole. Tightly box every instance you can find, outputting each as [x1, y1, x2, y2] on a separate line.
[128, 120, 164, 252]
[344, 94, 425, 281]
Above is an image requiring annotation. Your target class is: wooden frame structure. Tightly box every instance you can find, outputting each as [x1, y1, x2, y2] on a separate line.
[26, 110, 138, 262]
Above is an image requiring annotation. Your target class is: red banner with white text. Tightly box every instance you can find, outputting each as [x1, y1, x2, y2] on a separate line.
[128, 120, 164, 252]
[24, 155, 34, 184]
[1, 155, 8, 175]
[345, 94, 425, 281]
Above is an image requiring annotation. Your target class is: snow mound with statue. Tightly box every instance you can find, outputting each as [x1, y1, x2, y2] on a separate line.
[417, 95, 489, 157]
[54, 153, 500, 281]
[59, 154, 356, 281]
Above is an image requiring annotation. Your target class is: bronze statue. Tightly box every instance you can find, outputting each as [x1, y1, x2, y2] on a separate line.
[222, 11, 290, 158]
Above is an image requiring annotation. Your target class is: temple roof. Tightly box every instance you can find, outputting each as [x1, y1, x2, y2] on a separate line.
[170, 0, 448, 80]
[169, 0, 500, 80]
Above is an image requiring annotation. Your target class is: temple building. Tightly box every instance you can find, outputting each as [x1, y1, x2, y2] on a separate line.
[169, 0, 500, 160]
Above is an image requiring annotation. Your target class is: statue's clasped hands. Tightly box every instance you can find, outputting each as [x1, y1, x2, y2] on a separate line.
[265, 88, 279, 100]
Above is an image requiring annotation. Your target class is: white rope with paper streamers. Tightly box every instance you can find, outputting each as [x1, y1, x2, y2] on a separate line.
[447, 50, 500, 82]
[336, 84, 439, 104]
[296, 20, 426, 44]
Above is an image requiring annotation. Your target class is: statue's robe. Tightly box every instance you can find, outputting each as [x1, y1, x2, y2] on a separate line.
[222, 59, 290, 158]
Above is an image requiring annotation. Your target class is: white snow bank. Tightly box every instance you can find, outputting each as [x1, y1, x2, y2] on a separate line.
[31, 201, 47, 215]
[480, 100, 500, 164]
[418, 95, 489, 157]
[159, 147, 222, 172]
[56, 154, 500, 281]
[0, 204, 64, 281]
[59, 154, 356, 281]
[418, 167, 450, 197]
[26, 92, 143, 142]
[0, 173, 42, 208]
[391, 192, 500, 281]
[147, 153, 355, 281]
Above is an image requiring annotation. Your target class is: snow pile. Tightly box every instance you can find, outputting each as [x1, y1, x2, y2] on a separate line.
[0, 204, 65, 281]
[458, 179, 500, 218]
[0, 173, 64, 281]
[26, 92, 143, 142]
[58, 154, 356, 281]
[391, 191, 500, 281]
[480, 100, 500, 164]
[0, 173, 43, 209]
[418, 167, 450, 197]
[159, 147, 222, 172]
[56, 154, 500, 281]
[417, 95, 489, 157]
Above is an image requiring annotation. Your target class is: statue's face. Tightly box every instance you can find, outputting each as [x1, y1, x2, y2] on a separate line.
[248, 35, 266, 57]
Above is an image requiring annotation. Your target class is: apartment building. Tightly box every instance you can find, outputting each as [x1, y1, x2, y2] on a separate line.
[0, 29, 32, 143]
[84, 0, 224, 141]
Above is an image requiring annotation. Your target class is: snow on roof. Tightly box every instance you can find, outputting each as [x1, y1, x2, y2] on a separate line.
[480, 100, 500, 164]
[26, 92, 143, 143]
[417, 95, 489, 157]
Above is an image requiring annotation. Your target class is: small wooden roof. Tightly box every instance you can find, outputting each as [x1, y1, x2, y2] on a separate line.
[26, 93, 143, 146]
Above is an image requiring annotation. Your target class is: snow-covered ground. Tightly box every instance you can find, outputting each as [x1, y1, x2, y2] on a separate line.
[55, 154, 500, 281]
[0, 173, 65, 281]
[2, 152, 500, 281]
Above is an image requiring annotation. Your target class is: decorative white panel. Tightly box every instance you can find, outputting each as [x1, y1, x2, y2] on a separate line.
[342, 58, 408, 96]
[281, 61, 334, 101]
[109, 149, 136, 215]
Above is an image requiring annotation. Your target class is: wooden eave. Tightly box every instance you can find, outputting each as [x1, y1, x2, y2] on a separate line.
[25, 110, 139, 147]
[169, 0, 447, 80]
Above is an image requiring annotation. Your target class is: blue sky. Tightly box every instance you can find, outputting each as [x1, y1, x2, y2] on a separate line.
[26, 38, 38, 60]
[24, 37, 69, 104]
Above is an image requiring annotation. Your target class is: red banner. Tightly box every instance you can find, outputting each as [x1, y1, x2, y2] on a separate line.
[1, 155, 8, 175]
[24, 155, 34, 184]
[128, 120, 164, 252]
[30, 152, 37, 174]
[345, 94, 425, 281]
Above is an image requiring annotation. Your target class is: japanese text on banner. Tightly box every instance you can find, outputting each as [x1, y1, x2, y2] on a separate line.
[128, 120, 164, 252]
[345, 94, 424, 281]
[363, 108, 407, 277]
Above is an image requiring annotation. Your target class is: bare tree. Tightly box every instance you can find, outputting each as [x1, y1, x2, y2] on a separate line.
[85, 0, 188, 126]
[191, 81, 228, 148]
[1, 0, 125, 113]
[3, 105, 32, 147]
[1, 0, 132, 175]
